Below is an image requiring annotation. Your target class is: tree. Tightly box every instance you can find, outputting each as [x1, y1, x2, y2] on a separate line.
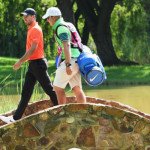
[57, 0, 141, 65]
[75, 0, 122, 65]
[111, 0, 150, 64]
[56, 0, 75, 24]
[0, 0, 149, 64]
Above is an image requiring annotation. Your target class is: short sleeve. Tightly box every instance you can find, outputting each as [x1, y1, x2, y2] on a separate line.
[57, 26, 71, 41]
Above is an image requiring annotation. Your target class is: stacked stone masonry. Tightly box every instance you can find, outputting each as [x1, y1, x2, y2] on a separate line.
[0, 97, 150, 150]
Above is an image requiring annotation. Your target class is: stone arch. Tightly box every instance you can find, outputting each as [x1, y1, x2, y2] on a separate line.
[0, 97, 150, 149]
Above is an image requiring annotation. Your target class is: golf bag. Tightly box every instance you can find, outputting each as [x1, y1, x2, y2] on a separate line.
[77, 49, 107, 86]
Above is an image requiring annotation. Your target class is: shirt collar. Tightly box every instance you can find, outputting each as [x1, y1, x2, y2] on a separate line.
[28, 21, 37, 30]
[52, 17, 64, 30]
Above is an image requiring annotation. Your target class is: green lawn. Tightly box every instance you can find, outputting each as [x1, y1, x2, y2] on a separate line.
[105, 65, 150, 85]
[0, 56, 150, 86]
[0, 57, 56, 86]
[0, 56, 150, 114]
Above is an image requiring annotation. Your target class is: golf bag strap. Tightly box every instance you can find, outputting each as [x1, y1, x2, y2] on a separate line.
[55, 24, 83, 53]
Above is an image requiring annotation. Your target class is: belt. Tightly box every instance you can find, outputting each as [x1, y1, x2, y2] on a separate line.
[28, 58, 45, 63]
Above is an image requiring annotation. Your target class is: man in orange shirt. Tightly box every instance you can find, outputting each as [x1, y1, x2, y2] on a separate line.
[0, 8, 58, 123]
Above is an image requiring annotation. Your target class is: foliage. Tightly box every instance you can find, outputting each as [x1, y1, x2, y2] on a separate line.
[0, 0, 149, 64]
[0, 0, 57, 59]
[111, 0, 150, 64]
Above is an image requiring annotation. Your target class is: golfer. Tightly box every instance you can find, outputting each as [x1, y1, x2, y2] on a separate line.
[0, 8, 58, 123]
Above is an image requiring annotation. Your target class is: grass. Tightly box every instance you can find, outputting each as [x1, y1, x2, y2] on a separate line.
[0, 56, 150, 114]
[0, 56, 150, 87]
[104, 65, 150, 85]
[0, 57, 56, 87]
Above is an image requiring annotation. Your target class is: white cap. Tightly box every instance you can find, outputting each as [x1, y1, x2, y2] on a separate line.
[42, 7, 62, 19]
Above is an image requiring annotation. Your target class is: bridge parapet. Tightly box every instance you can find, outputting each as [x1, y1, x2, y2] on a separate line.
[0, 97, 150, 149]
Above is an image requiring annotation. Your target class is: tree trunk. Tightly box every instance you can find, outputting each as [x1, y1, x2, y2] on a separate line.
[56, 0, 75, 24]
[96, 0, 121, 65]
[76, 0, 121, 65]
[57, 0, 137, 65]
[82, 21, 89, 45]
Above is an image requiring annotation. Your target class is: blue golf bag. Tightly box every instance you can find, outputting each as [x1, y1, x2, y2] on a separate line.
[77, 52, 107, 86]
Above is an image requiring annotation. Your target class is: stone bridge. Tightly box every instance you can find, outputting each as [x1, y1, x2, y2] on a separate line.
[0, 97, 150, 150]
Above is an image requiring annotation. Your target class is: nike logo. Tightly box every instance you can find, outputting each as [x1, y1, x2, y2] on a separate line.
[89, 74, 99, 82]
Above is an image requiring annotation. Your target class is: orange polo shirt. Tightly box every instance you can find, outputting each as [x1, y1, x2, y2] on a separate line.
[26, 21, 44, 60]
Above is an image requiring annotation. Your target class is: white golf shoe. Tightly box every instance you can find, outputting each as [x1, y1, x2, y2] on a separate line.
[0, 115, 15, 124]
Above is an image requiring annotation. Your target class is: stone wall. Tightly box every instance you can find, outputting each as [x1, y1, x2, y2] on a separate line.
[0, 97, 150, 150]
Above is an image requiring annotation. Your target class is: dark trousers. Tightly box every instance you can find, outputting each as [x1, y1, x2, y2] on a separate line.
[13, 58, 58, 120]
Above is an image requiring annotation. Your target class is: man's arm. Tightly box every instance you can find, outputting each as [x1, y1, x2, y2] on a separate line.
[63, 41, 72, 75]
[13, 42, 37, 70]
[63, 41, 71, 64]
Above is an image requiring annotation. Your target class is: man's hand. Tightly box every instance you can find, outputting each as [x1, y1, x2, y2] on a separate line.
[66, 66, 72, 75]
[13, 60, 22, 70]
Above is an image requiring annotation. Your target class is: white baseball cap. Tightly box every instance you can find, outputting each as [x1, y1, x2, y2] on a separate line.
[42, 7, 62, 19]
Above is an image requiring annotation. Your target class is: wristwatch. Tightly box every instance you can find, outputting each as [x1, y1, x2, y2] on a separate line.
[66, 63, 71, 67]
